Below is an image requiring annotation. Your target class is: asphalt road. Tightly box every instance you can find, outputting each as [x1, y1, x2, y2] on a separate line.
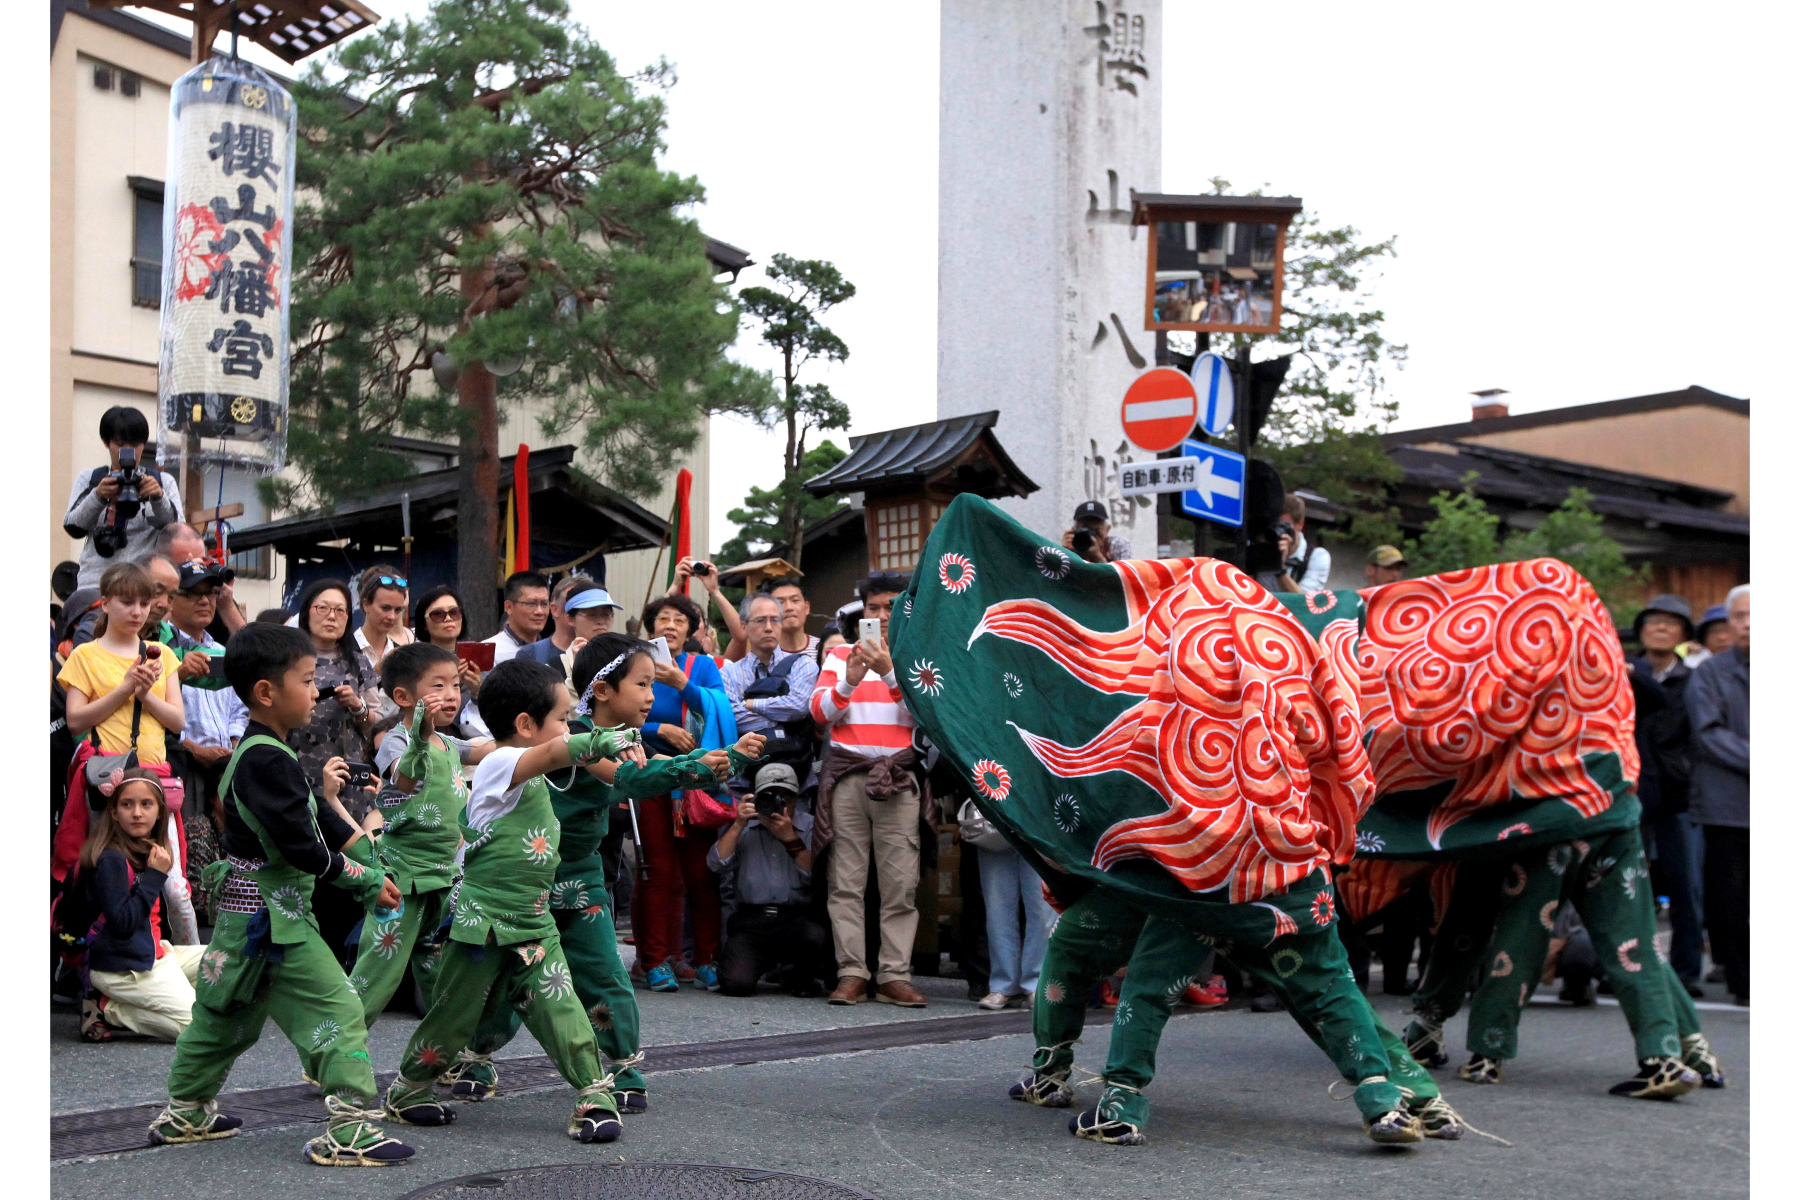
[51, 986, 1747, 1200]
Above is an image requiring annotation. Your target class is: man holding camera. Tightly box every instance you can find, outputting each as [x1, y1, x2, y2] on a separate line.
[707, 764, 834, 997]
[1061, 500, 1132, 565]
[166, 561, 248, 921]
[1273, 494, 1331, 592]
[64, 407, 184, 588]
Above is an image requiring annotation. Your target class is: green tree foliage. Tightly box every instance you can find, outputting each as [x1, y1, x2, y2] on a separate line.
[716, 440, 848, 567]
[1198, 180, 1407, 546]
[1504, 488, 1649, 615]
[1408, 476, 1647, 615]
[280, 0, 772, 624]
[1405, 474, 1502, 576]
[735, 254, 855, 569]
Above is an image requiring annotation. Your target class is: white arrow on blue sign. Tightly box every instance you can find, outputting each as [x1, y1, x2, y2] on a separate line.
[1172, 437, 1246, 528]
[1189, 351, 1235, 437]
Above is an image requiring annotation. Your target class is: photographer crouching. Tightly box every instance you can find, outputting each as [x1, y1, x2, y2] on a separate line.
[707, 763, 834, 997]
[64, 407, 184, 588]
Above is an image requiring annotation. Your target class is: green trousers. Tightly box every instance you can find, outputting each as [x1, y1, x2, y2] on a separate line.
[1416, 829, 1700, 1062]
[1032, 887, 1412, 1128]
[167, 910, 377, 1106]
[298, 888, 452, 1082]
[396, 934, 605, 1097]
[465, 902, 646, 1092]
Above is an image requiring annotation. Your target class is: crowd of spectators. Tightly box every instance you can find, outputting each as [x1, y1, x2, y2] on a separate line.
[49, 420, 1752, 1048]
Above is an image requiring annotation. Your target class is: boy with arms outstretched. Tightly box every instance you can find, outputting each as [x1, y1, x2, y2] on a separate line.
[382, 658, 646, 1143]
[446, 634, 764, 1112]
[150, 623, 415, 1167]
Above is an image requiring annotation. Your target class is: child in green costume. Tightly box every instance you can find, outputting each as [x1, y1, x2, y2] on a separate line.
[382, 657, 653, 1144]
[445, 634, 766, 1112]
[150, 623, 416, 1168]
[329, 645, 488, 1049]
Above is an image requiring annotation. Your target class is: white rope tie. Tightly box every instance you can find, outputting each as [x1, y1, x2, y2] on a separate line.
[1067, 1067, 1142, 1094]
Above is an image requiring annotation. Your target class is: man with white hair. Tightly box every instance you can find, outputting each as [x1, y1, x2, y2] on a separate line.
[1688, 583, 1750, 1006]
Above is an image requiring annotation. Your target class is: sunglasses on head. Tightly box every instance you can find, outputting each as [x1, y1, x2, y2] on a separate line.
[375, 575, 408, 589]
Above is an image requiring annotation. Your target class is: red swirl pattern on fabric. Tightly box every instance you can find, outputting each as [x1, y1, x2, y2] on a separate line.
[1355, 560, 1637, 848]
[978, 558, 1375, 904]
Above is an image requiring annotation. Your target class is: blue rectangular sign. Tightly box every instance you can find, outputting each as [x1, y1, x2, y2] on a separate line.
[1171, 438, 1246, 528]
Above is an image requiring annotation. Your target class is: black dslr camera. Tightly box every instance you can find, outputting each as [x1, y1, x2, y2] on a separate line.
[92, 447, 153, 558]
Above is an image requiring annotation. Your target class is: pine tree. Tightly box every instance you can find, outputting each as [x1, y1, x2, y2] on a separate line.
[281, 0, 772, 630]
[736, 254, 854, 570]
[717, 440, 848, 567]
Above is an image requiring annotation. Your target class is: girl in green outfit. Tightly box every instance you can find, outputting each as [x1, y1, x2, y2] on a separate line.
[446, 634, 766, 1112]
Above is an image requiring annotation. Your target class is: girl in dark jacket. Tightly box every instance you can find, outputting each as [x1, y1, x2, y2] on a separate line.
[76, 769, 205, 1041]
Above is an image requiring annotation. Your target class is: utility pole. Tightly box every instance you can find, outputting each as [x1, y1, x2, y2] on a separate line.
[1234, 342, 1251, 570]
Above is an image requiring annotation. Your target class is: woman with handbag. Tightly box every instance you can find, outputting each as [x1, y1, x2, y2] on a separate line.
[54, 561, 196, 944]
[960, 799, 1056, 1011]
[632, 595, 734, 993]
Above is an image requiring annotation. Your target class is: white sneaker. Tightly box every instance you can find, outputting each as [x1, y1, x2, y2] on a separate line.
[977, 991, 1010, 1010]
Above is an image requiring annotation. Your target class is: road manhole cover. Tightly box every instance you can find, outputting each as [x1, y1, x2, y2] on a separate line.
[399, 1164, 880, 1200]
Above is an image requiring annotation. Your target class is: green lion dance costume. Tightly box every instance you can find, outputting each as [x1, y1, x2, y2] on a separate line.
[891, 496, 1460, 1147]
[893, 495, 1720, 1146]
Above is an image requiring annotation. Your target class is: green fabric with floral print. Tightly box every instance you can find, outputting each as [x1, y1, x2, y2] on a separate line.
[381, 706, 469, 895]
[218, 734, 384, 945]
[452, 772, 562, 947]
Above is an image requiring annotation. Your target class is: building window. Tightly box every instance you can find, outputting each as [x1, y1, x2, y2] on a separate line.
[93, 63, 114, 91]
[871, 498, 946, 571]
[129, 178, 163, 309]
[227, 544, 274, 580]
[120, 71, 140, 98]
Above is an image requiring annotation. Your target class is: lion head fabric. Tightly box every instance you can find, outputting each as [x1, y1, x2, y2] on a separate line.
[1351, 560, 1641, 860]
[892, 495, 1642, 914]
[892, 495, 1374, 909]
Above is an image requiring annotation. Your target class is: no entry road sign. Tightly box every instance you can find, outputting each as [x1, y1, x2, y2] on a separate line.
[1119, 368, 1198, 453]
[1189, 352, 1235, 437]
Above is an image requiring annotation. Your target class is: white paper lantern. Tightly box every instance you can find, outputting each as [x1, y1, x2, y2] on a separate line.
[157, 56, 297, 476]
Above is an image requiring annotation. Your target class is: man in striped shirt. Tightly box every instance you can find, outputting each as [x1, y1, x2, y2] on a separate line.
[811, 572, 930, 1008]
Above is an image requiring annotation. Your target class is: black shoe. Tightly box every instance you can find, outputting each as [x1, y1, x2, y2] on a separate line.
[1558, 982, 1596, 1007]
[1681, 979, 1706, 999]
[617, 1090, 649, 1115]
[1068, 1108, 1145, 1145]
[571, 1112, 623, 1143]
[1608, 1057, 1701, 1100]
[1249, 992, 1283, 1013]
[387, 1100, 456, 1126]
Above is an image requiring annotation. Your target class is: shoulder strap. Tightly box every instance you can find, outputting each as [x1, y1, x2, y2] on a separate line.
[218, 733, 298, 801]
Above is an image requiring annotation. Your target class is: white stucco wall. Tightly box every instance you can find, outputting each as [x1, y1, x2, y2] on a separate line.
[938, 0, 1162, 551]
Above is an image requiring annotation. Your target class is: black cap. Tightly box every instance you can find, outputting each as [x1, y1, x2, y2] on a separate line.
[177, 560, 234, 593]
[1632, 593, 1694, 640]
[1073, 500, 1108, 524]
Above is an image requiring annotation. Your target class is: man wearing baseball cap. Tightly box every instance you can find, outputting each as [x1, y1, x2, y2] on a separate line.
[1062, 500, 1132, 564]
[707, 763, 834, 997]
[518, 575, 624, 682]
[1365, 545, 1407, 586]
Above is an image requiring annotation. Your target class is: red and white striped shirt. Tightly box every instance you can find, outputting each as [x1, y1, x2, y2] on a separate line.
[811, 644, 916, 758]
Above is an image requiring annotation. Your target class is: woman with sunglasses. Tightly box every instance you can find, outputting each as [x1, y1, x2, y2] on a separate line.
[412, 585, 492, 738]
[354, 566, 414, 667]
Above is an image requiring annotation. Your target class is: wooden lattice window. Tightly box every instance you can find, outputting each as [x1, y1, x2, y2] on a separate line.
[872, 499, 925, 570]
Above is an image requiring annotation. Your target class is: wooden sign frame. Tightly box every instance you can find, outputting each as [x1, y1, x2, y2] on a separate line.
[1132, 193, 1304, 336]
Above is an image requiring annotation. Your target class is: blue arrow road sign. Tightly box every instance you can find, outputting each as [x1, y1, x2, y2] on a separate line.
[1172, 437, 1246, 528]
[1190, 352, 1235, 437]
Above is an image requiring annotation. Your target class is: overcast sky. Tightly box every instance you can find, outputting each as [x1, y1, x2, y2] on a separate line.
[154, 2, 1789, 553]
